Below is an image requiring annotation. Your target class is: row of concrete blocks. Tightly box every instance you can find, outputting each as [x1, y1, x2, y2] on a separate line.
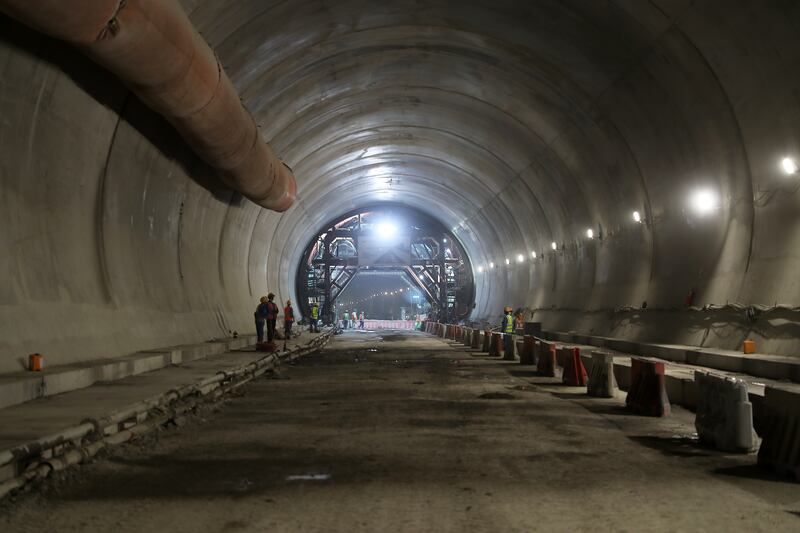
[0, 336, 258, 410]
[425, 322, 800, 480]
[529, 338, 800, 479]
[423, 323, 516, 360]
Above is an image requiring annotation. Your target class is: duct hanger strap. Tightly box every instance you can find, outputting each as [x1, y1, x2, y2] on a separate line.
[98, 0, 127, 40]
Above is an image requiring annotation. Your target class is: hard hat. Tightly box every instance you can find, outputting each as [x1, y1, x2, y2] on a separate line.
[287, 299, 292, 305]
[504, 306, 513, 313]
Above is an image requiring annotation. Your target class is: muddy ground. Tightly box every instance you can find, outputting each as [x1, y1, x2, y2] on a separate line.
[2, 330, 799, 532]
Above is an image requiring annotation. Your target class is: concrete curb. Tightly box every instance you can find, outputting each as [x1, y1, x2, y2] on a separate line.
[0, 336, 257, 410]
[0, 330, 334, 500]
[541, 330, 800, 384]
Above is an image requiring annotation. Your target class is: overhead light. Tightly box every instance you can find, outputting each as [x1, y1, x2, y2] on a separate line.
[530, 251, 537, 259]
[443, 238, 448, 243]
[505, 258, 511, 265]
[375, 222, 398, 238]
[551, 242, 557, 250]
[478, 266, 484, 273]
[632, 210, 642, 223]
[782, 157, 799, 175]
[516, 254, 525, 263]
[586, 228, 594, 239]
[489, 262, 495, 269]
[689, 188, 719, 216]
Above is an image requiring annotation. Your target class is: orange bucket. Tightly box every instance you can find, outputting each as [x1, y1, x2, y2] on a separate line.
[742, 340, 756, 354]
[29, 353, 44, 371]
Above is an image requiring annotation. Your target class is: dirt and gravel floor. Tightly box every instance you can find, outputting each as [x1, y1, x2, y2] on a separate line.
[2, 330, 799, 532]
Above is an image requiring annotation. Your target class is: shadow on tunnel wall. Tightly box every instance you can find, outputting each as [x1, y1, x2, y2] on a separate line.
[0, 15, 238, 207]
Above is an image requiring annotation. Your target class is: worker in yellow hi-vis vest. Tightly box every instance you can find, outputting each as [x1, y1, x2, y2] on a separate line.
[502, 306, 515, 358]
[309, 302, 320, 333]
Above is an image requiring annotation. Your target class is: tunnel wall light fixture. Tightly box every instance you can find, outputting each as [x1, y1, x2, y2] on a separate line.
[782, 157, 799, 175]
[531, 251, 537, 259]
[586, 228, 594, 239]
[551, 242, 558, 250]
[633, 210, 642, 223]
[489, 262, 495, 269]
[689, 188, 719, 216]
[516, 254, 525, 263]
[505, 258, 511, 265]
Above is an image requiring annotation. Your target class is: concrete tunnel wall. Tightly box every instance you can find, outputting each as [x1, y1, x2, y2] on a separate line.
[1, 0, 800, 372]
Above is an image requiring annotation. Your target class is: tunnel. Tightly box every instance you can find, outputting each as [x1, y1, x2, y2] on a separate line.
[2, 0, 800, 368]
[2, 1, 800, 530]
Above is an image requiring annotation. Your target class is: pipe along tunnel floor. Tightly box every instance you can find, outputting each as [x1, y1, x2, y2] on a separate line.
[2, 330, 799, 532]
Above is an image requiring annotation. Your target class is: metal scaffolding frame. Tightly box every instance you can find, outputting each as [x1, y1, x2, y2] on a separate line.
[297, 208, 474, 324]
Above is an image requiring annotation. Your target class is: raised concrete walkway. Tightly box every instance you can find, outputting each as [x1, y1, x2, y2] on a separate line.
[0, 336, 261, 410]
[0, 330, 333, 496]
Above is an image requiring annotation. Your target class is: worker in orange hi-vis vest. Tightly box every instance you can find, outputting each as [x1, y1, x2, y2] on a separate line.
[284, 300, 295, 339]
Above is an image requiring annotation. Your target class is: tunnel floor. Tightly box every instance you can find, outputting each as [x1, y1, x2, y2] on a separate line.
[2, 330, 799, 532]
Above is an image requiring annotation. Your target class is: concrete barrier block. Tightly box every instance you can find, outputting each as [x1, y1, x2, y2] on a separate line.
[587, 351, 617, 398]
[537, 341, 557, 377]
[757, 385, 800, 479]
[626, 357, 670, 417]
[694, 371, 758, 453]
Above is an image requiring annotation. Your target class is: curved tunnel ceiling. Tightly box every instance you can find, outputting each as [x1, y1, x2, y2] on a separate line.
[1, 0, 800, 369]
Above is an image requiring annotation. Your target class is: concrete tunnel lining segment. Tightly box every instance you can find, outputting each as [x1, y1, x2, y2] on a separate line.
[1, 0, 800, 371]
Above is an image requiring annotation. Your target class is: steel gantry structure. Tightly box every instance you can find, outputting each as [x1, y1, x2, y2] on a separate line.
[296, 208, 475, 325]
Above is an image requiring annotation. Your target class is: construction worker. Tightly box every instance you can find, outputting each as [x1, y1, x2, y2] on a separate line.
[309, 302, 320, 333]
[265, 293, 279, 343]
[502, 306, 515, 357]
[254, 296, 269, 343]
[359, 311, 365, 330]
[343, 310, 350, 329]
[284, 299, 295, 339]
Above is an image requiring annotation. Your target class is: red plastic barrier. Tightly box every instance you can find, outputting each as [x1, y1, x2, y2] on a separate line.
[490, 332, 503, 357]
[471, 329, 480, 349]
[537, 341, 557, 377]
[482, 330, 491, 352]
[256, 342, 277, 353]
[520, 335, 536, 365]
[560, 346, 588, 386]
[626, 357, 671, 417]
